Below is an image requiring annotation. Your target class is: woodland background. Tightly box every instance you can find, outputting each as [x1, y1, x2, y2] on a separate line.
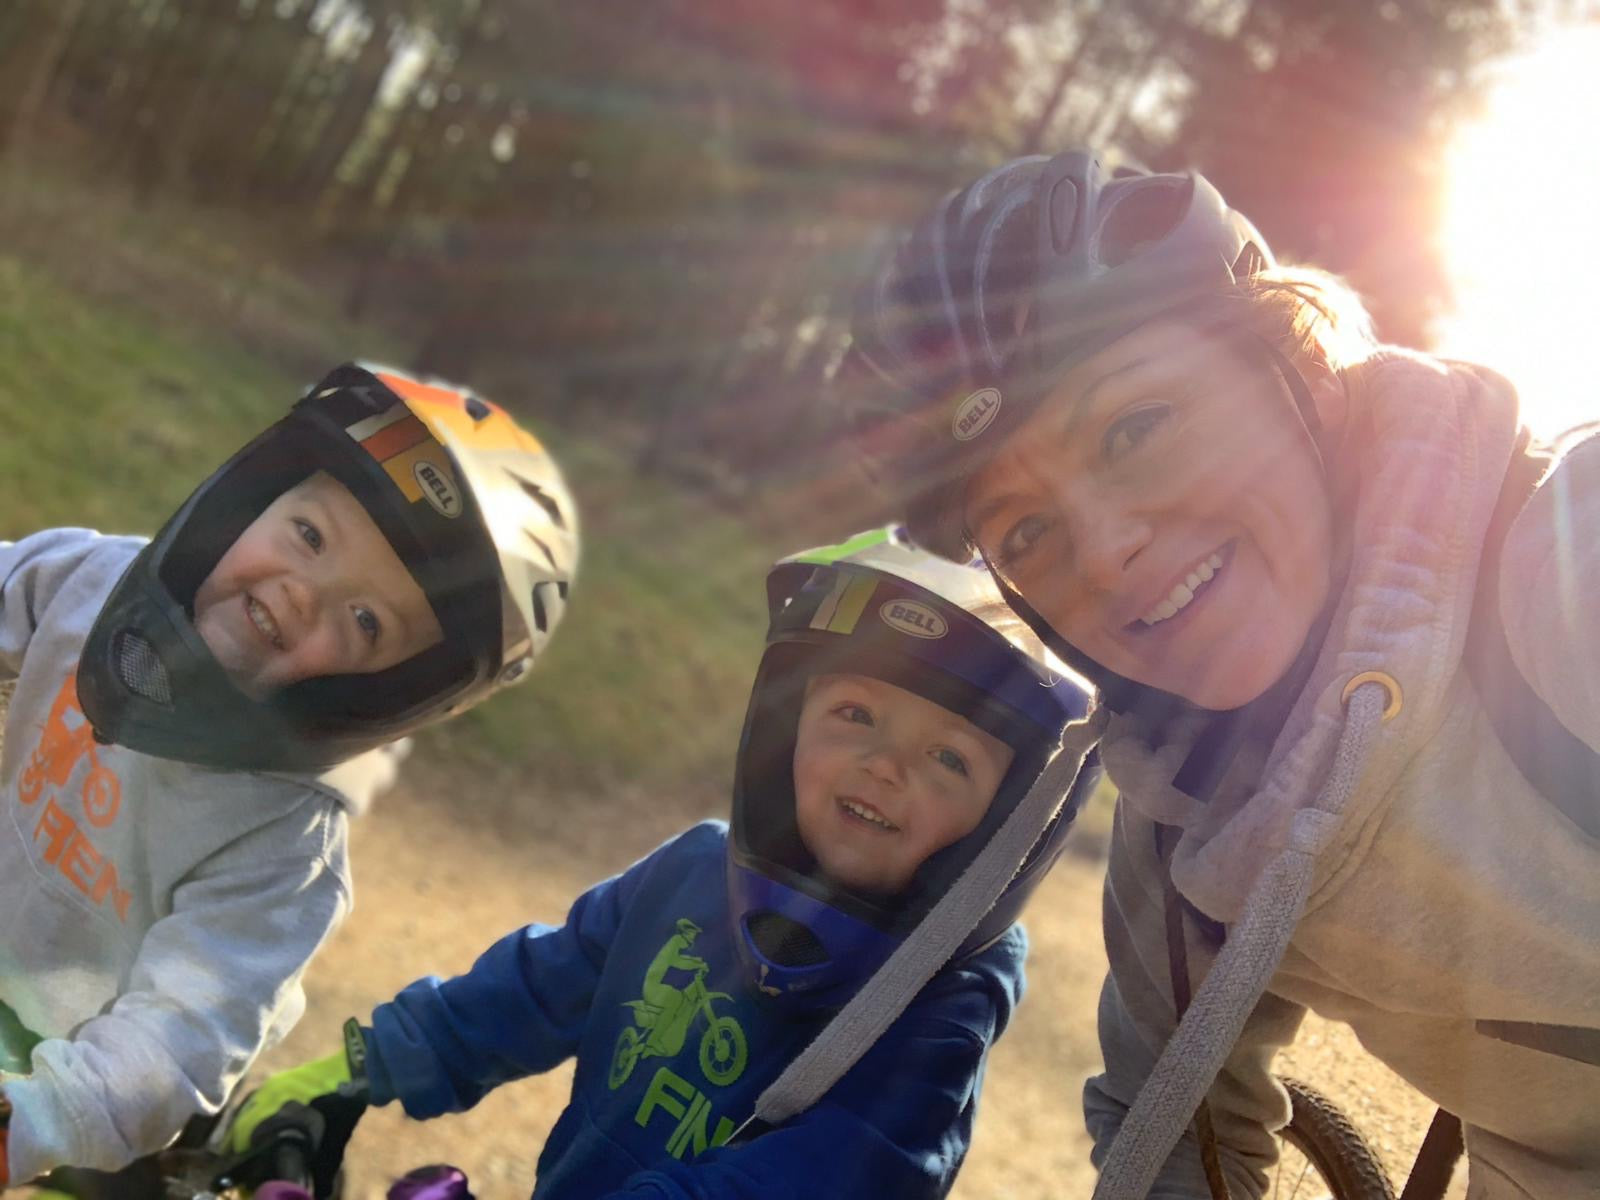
[0, 4, 1586, 1195]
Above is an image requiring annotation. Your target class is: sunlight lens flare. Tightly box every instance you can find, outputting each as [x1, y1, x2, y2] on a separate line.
[1436, 26, 1600, 435]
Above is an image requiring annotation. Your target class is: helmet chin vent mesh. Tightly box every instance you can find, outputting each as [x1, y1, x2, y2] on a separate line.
[747, 911, 830, 967]
[113, 630, 174, 706]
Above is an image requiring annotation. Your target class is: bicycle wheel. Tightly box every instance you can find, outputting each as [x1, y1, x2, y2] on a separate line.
[1272, 1077, 1396, 1200]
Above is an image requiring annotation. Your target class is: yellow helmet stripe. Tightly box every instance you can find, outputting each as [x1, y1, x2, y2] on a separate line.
[345, 397, 464, 513]
[809, 573, 877, 635]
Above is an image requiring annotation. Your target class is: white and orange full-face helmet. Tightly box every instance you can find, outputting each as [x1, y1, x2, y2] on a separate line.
[78, 363, 579, 772]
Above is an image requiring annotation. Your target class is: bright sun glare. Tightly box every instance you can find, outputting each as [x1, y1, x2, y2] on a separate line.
[1435, 25, 1600, 435]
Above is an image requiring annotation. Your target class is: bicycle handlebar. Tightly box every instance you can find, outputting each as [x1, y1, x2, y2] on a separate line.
[265, 1127, 315, 1191]
[212, 1111, 321, 1199]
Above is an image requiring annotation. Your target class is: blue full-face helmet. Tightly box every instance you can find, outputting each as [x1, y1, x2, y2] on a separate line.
[727, 528, 1092, 1014]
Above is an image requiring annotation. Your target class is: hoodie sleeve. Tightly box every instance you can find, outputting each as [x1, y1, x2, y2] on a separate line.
[588, 929, 1027, 1200]
[0, 529, 111, 680]
[1083, 800, 1306, 1199]
[1, 801, 351, 1179]
[1498, 430, 1600, 753]
[363, 838, 658, 1118]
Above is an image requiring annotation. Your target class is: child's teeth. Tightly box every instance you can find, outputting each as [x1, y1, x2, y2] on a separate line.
[843, 799, 895, 830]
[1140, 553, 1225, 626]
[248, 597, 283, 648]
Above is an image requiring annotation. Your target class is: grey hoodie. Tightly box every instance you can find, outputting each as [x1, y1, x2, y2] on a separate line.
[1084, 353, 1600, 1198]
[0, 529, 355, 1180]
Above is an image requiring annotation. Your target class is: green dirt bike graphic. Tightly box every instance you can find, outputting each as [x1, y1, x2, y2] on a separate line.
[608, 919, 748, 1090]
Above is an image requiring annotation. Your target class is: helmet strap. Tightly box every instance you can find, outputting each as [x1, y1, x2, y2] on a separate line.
[982, 564, 1192, 723]
[1242, 329, 1329, 477]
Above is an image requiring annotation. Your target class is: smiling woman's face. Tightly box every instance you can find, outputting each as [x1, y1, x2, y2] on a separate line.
[963, 320, 1334, 711]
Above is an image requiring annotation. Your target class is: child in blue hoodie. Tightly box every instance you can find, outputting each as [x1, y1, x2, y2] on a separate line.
[228, 529, 1092, 1200]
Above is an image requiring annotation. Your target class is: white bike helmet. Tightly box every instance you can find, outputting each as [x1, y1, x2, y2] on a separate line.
[78, 363, 579, 772]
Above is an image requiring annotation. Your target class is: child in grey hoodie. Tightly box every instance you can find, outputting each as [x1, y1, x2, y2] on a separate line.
[0, 363, 579, 1193]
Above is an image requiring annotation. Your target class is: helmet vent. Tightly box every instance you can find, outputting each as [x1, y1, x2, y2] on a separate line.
[517, 478, 568, 530]
[113, 630, 174, 706]
[1098, 181, 1189, 267]
[523, 528, 558, 569]
[1231, 242, 1266, 280]
[747, 911, 830, 967]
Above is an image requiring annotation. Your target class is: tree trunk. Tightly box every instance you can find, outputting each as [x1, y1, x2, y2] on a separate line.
[0, 0, 89, 160]
[1017, 2, 1111, 156]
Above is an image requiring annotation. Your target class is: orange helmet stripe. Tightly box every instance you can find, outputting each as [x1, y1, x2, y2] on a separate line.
[374, 370, 465, 412]
[359, 413, 431, 463]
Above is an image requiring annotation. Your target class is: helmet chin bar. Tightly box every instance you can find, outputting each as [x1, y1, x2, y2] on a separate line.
[78, 562, 334, 771]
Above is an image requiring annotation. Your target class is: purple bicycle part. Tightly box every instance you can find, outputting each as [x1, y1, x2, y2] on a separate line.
[388, 1163, 475, 1200]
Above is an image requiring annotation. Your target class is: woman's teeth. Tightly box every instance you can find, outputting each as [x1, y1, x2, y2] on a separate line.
[841, 799, 897, 830]
[1140, 553, 1224, 627]
[247, 596, 284, 649]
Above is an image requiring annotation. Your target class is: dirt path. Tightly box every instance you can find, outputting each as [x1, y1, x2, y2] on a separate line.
[252, 758, 1465, 1200]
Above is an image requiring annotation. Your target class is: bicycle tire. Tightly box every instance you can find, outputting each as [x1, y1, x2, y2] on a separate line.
[1277, 1076, 1397, 1200]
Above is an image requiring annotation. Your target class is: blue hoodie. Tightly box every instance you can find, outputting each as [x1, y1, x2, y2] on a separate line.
[364, 821, 1027, 1199]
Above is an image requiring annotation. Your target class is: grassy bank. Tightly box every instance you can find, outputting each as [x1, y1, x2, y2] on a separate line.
[0, 249, 780, 795]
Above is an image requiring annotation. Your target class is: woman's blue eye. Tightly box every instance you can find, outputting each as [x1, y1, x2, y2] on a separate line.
[933, 747, 969, 777]
[1102, 404, 1169, 462]
[354, 607, 381, 644]
[836, 703, 874, 726]
[997, 514, 1050, 565]
[294, 519, 324, 552]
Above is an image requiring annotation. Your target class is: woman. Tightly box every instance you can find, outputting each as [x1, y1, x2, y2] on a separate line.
[837, 149, 1600, 1198]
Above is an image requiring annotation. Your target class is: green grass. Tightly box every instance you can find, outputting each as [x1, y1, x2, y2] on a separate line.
[0, 251, 780, 794]
[440, 429, 778, 790]
[0, 254, 295, 532]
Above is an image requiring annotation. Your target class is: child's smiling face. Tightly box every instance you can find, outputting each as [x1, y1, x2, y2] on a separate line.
[193, 471, 444, 698]
[792, 673, 1014, 895]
